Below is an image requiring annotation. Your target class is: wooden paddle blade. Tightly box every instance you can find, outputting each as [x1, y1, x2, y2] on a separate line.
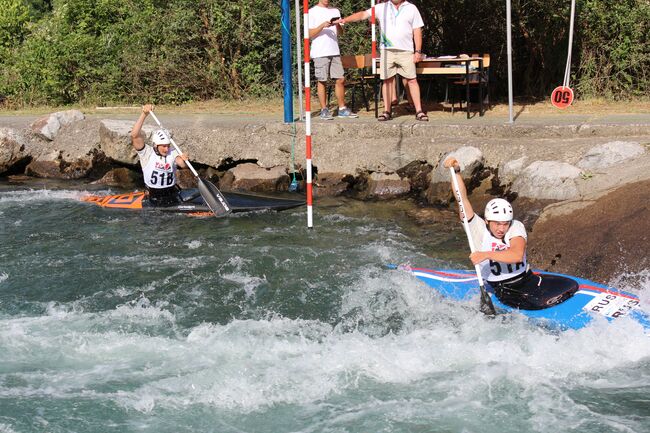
[479, 285, 497, 316]
[197, 178, 231, 217]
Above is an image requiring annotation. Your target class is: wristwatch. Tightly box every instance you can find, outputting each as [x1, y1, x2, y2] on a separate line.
[454, 166, 461, 173]
[415, 50, 422, 54]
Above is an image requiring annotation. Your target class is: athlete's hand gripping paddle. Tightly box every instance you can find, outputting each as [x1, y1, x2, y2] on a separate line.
[149, 111, 231, 217]
[449, 167, 497, 315]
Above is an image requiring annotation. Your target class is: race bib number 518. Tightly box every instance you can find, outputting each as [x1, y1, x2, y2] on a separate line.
[150, 170, 174, 186]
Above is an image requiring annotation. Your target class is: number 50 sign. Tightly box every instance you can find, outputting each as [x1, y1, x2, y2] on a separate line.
[551, 86, 574, 109]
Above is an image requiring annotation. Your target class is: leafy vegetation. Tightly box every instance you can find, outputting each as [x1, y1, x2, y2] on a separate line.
[0, 0, 647, 106]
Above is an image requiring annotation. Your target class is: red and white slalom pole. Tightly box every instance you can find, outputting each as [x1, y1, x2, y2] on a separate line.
[303, 0, 313, 228]
[371, 0, 377, 74]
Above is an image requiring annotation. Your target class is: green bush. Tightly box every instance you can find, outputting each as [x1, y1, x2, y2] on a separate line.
[0, 0, 647, 106]
[577, 0, 649, 99]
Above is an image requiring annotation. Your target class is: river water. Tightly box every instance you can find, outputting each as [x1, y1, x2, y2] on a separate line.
[1, 183, 649, 433]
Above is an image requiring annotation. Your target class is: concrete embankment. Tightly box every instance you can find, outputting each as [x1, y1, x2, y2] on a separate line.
[1, 109, 649, 282]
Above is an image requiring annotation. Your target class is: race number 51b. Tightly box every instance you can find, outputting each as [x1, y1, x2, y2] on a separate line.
[551, 86, 574, 109]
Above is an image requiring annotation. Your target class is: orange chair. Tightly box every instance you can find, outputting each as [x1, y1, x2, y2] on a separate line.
[326, 54, 375, 113]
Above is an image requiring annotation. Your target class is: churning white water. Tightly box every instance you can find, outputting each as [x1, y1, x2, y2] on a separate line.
[1, 186, 648, 433]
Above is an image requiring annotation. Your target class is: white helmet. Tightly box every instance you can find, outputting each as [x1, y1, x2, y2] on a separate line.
[152, 129, 171, 145]
[484, 198, 513, 222]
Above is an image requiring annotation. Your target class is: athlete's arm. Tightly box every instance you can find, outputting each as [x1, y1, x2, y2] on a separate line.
[131, 104, 153, 151]
[443, 157, 474, 221]
[175, 153, 188, 169]
[470, 236, 526, 265]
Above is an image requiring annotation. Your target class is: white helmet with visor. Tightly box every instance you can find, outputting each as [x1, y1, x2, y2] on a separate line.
[152, 129, 171, 146]
[484, 198, 513, 222]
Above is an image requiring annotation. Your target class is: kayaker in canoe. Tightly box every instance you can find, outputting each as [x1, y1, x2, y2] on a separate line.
[130, 104, 189, 206]
[444, 157, 543, 306]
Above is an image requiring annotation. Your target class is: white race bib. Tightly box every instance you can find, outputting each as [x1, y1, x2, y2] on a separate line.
[137, 146, 178, 189]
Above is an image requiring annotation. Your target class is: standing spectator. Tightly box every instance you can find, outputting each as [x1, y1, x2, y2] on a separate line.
[338, 0, 429, 121]
[309, 0, 358, 119]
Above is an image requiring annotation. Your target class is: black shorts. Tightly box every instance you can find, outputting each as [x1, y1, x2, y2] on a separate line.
[147, 185, 181, 207]
[491, 270, 579, 310]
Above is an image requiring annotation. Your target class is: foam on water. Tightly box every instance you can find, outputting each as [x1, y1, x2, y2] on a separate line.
[1, 267, 648, 420]
[0, 188, 90, 204]
[0, 424, 18, 433]
[219, 273, 268, 299]
[1, 188, 649, 432]
[610, 269, 650, 304]
[184, 240, 202, 249]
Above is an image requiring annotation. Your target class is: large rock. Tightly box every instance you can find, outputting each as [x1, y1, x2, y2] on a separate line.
[220, 163, 290, 192]
[396, 160, 433, 195]
[24, 148, 64, 178]
[30, 110, 85, 141]
[99, 119, 156, 165]
[177, 169, 198, 189]
[528, 180, 650, 283]
[25, 150, 94, 179]
[314, 172, 351, 197]
[92, 167, 142, 188]
[429, 146, 484, 184]
[53, 118, 101, 157]
[425, 146, 484, 204]
[359, 172, 411, 200]
[24, 119, 102, 179]
[498, 156, 527, 186]
[577, 141, 645, 170]
[0, 127, 29, 174]
[511, 161, 581, 200]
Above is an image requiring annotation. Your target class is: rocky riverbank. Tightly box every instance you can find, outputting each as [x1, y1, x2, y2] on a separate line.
[528, 179, 649, 284]
[1, 108, 649, 283]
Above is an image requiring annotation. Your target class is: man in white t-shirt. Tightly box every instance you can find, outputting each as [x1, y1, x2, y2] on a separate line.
[130, 104, 189, 206]
[337, 0, 428, 122]
[309, 0, 358, 120]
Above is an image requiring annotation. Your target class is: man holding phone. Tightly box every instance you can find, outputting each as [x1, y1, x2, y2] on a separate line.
[337, 0, 429, 122]
[309, 0, 357, 119]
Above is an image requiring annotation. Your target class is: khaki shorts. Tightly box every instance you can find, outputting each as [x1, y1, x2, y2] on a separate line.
[379, 49, 417, 80]
[313, 56, 344, 81]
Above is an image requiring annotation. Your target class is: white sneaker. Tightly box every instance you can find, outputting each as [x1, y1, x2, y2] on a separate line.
[338, 107, 358, 118]
[319, 108, 333, 120]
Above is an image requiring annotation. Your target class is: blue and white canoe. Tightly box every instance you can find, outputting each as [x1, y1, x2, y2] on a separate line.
[395, 265, 650, 331]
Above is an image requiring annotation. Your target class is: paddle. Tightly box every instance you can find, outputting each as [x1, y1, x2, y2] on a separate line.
[449, 167, 497, 315]
[148, 111, 231, 217]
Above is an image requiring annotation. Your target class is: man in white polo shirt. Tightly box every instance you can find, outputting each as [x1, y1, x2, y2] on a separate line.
[337, 0, 428, 122]
[309, 0, 358, 120]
